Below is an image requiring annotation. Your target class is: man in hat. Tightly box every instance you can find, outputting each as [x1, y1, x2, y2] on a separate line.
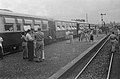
[26, 29, 34, 61]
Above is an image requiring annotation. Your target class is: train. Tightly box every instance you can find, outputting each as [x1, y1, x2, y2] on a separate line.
[0, 10, 90, 55]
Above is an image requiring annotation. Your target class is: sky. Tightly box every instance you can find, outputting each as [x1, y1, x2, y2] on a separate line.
[0, 0, 120, 24]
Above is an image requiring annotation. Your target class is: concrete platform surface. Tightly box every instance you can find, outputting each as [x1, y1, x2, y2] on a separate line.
[0, 34, 106, 79]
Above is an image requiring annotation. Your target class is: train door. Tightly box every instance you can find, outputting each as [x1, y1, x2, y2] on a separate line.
[48, 20, 56, 41]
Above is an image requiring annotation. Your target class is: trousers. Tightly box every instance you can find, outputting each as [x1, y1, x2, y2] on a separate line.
[27, 41, 34, 61]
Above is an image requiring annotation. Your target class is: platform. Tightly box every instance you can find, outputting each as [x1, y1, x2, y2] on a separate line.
[0, 34, 106, 79]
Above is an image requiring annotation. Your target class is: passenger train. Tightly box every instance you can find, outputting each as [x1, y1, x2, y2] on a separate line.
[0, 10, 89, 55]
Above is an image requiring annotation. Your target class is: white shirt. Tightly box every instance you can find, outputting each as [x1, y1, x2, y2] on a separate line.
[0, 37, 3, 47]
[117, 29, 120, 35]
[78, 30, 82, 34]
[26, 33, 33, 41]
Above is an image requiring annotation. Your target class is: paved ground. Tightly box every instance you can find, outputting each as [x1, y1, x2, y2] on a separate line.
[0, 34, 106, 79]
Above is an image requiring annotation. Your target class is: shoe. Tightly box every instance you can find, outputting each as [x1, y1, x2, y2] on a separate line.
[34, 56, 37, 58]
[23, 57, 28, 59]
[39, 59, 45, 62]
[35, 61, 40, 63]
[28, 60, 34, 62]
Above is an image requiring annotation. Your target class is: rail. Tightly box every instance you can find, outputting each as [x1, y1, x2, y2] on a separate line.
[49, 34, 109, 79]
[75, 34, 109, 79]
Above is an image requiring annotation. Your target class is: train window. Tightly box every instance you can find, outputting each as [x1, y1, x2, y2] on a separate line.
[72, 26, 74, 30]
[4, 18, 15, 23]
[66, 23, 69, 30]
[24, 19, 33, 24]
[4, 24, 14, 32]
[56, 22, 61, 31]
[23, 25, 31, 31]
[74, 23, 77, 29]
[70, 23, 73, 30]
[16, 23, 21, 31]
[34, 25, 41, 31]
[4, 17, 15, 32]
[57, 25, 61, 30]
[61, 22, 66, 30]
[34, 20, 42, 31]
[16, 19, 22, 31]
[42, 20, 48, 31]
[61, 25, 65, 30]
[71, 24, 74, 30]
[68, 24, 71, 30]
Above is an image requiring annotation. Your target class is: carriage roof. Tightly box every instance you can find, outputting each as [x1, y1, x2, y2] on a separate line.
[0, 10, 50, 20]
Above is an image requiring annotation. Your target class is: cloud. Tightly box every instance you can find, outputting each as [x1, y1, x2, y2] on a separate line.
[0, 0, 49, 16]
[0, 0, 120, 23]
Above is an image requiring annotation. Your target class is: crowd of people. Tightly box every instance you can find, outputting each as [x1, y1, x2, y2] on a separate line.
[0, 27, 45, 62]
[78, 29, 94, 44]
[21, 28, 45, 62]
[65, 29, 95, 44]
[1, 27, 120, 61]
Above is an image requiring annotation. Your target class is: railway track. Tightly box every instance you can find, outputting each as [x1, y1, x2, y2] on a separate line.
[75, 36, 110, 79]
[106, 53, 114, 79]
[49, 35, 112, 79]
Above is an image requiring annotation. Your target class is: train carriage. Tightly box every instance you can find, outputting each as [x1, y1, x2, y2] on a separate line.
[0, 10, 51, 54]
[54, 20, 78, 40]
[0, 9, 90, 55]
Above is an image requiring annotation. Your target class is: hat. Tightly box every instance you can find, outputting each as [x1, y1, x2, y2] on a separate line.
[26, 29, 31, 33]
[38, 28, 41, 31]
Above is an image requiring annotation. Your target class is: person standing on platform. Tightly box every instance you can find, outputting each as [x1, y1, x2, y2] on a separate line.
[0, 37, 3, 60]
[78, 30, 82, 42]
[96, 29, 99, 37]
[69, 31, 74, 44]
[90, 30, 94, 44]
[21, 32, 28, 59]
[66, 30, 70, 43]
[110, 32, 118, 53]
[30, 28, 37, 58]
[84, 31, 89, 42]
[26, 29, 34, 61]
[34, 28, 45, 62]
[118, 29, 120, 50]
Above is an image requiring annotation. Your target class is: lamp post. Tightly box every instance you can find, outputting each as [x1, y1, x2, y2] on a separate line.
[100, 13, 106, 27]
[100, 13, 107, 34]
